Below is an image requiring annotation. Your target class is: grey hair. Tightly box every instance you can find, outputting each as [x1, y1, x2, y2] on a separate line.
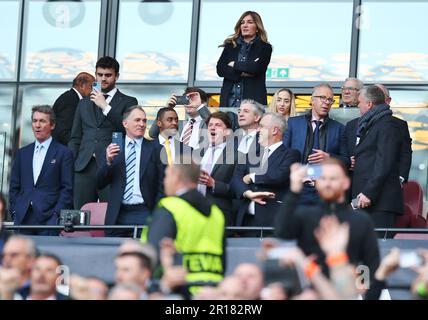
[240, 99, 265, 117]
[374, 83, 390, 98]
[312, 83, 333, 96]
[344, 77, 364, 90]
[6, 235, 37, 257]
[32, 105, 56, 124]
[262, 112, 287, 134]
[360, 86, 386, 106]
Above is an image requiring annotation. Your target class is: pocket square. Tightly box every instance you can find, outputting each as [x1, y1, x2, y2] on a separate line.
[51, 159, 56, 164]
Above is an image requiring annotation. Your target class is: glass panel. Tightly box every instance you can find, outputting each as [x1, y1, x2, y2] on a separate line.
[358, 0, 428, 82]
[0, 1, 20, 80]
[116, 0, 193, 81]
[196, 0, 353, 81]
[0, 86, 15, 194]
[21, 0, 101, 80]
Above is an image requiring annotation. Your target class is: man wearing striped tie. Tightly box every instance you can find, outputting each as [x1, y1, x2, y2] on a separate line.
[97, 106, 164, 237]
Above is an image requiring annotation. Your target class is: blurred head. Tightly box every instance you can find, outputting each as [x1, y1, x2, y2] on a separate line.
[123, 106, 147, 140]
[358, 85, 386, 116]
[206, 112, 232, 145]
[2, 236, 37, 282]
[341, 78, 364, 106]
[72, 72, 95, 97]
[86, 277, 109, 300]
[315, 158, 350, 202]
[374, 84, 392, 105]
[258, 113, 286, 147]
[233, 263, 264, 300]
[269, 89, 296, 120]
[311, 83, 335, 119]
[183, 87, 208, 118]
[238, 99, 264, 130]
[30, 254, 62, 299]
[115, 252, 152, 291]
[217, 276, 245, 300]
[164, 159, 200, 196]
[108, 284, 141, 300]
[223, 11, 268, 47]
[118, 240, 157, 271]
[31, 105, 56, 143]
[95, 56, 120, 92]
[157, 107, 179, 138]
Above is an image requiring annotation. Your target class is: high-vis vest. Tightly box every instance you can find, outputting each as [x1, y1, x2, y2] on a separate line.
[144, 196, 225, 291]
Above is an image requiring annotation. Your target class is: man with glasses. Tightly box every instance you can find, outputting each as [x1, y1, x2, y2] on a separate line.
[283, 83, 349, 204]
[339, 78, 364, 108]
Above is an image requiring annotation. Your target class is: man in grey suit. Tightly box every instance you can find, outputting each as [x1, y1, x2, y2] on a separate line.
[148, 87, 211, 150]
[69, 56, 138, 209]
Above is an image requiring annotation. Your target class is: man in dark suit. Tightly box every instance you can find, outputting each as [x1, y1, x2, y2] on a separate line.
[339, 77, 364, 108]
[9, 105, 73, 235]
[52, 72, 95, 145]
[149, 88, 210, 150]
[197, 112, 238, 226]
[97, 106, 164, 237]
[155, 107, 192, 167]
[69, 56, 138, 210]
[350, 85, 403, 228]
[283, 83, 349, 204]
[235, 99, 263, 156]
[345, 84, 412, 185]
[232, 112, 301, 228]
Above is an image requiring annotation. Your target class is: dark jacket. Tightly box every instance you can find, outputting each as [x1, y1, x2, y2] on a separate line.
[275, 191, 380, 277]
[351, 115, 403, 215]
[217, 40, 272, 106]
[52, 88, 80, 145]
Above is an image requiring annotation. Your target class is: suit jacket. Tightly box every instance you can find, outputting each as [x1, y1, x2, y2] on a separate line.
[68, 90, 138, 172]
[231, 143, 301, 227]
[217, 40, 272, 106]
[52, 88, 80, 145]
[97, 138, 164, 225]
[351, 114, 403, 215]
[9, 140, 74, 225]
[283, 114, 349, 167]
[345, 116, 412, 182]
[198, 137, 239, 226]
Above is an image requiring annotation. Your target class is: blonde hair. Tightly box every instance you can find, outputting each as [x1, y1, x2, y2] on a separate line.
[268, 88, 296, 120]
[220, 11, 269, 48]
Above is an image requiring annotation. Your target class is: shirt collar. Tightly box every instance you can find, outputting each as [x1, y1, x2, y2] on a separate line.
[125, 135, 143, 147]
[72, 87, 83, 100]
[103, 87, 117, 99]
[267, 141, 283, 154]
[158, 135, 173, 145]
[176, 188, 190, 196]
[35, 136, 52, 150]
[190, 115, 202, 123]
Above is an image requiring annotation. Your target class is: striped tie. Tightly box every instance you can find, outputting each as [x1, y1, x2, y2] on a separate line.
[123, 140, 136, 202]
[181, 118, 196, 145]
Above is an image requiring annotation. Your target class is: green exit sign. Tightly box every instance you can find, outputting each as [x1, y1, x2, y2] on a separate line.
[266, 67, 289, 79]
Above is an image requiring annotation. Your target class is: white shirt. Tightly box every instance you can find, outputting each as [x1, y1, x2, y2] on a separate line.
[122, 136, 144, 205]
[33, 136, 52, 184]
[238, 130, 257, 154]
[180, 115, 203, 150]
[72, 87, 83, 100]
[198, 142, 227, 196]
[158, 135, 176, 163]
[311, 116, 325, 132]
[101, 87, 118, 116]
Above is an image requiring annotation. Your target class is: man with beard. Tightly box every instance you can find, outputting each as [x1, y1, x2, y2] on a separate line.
[275, 158, 380, 280]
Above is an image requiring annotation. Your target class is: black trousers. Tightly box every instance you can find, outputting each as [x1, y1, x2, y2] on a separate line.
[74, 157, 109, 210]
[106, 203, 150, 238]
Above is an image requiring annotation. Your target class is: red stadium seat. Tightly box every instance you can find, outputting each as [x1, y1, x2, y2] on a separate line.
[60, 202, 108, 237]
[395, 181, 426, 228]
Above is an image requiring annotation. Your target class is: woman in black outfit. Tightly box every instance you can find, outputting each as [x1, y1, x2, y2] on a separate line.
[216, 11, 272, 108]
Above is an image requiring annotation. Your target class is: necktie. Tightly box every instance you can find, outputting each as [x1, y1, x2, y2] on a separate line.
[33, 145, 44, 184]
[261, 147, 269, 168]
[181, 118, 196, 145]
[96, 94, 109, 122]
[164, 138, 173, 166]
[312, 120, 322, 151]
[123, 140, 136, 202]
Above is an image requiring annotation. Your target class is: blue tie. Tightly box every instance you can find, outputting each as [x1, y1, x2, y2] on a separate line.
[312, 120, 322, 151]
[123, 140, 136, 202]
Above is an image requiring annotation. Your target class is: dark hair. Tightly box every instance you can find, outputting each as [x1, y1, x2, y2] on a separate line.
[72, 72, 94, 87]
[32, 105, 56, 125]
[117, 252, 152, 272]
[184, 87, 208, 103]
[360, 85, 386, 106]
[95, 56, 120, 74]
[321, 158, 349, 177]
[37, 253, 63, 266]
[206, 111, 232, 129]
[123, 105, 145, 121]
[156, 107, 177, 121]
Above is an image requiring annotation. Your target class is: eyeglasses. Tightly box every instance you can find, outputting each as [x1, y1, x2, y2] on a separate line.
[341, 86, 360, 92]
[313, 96, 335, 104]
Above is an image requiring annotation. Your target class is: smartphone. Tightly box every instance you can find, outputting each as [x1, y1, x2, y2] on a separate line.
[351, 198, 359, 210]
[112, 132, 124, 153]
[92, 81, 101, 92]
[263, 259, 304, 297]
[399, 251, 423, 268]
[305, 164, 322, 180]
[175, 95, 190, 105]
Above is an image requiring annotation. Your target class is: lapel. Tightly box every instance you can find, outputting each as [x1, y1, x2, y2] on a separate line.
[297, 117, 308, 153]
[29, 143, 36, 185]
[267, 144, 284, 166]
[35, 141, 57, 186]
[98, 90, 122, 127]
[139, 139, 150, 179]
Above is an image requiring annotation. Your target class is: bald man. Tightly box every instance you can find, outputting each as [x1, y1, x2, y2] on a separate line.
[52, 72, 95, 145]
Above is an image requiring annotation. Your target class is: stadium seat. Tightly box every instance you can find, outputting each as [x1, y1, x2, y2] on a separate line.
[60, 202, 108, 237]
[394, 181, 426, 228]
